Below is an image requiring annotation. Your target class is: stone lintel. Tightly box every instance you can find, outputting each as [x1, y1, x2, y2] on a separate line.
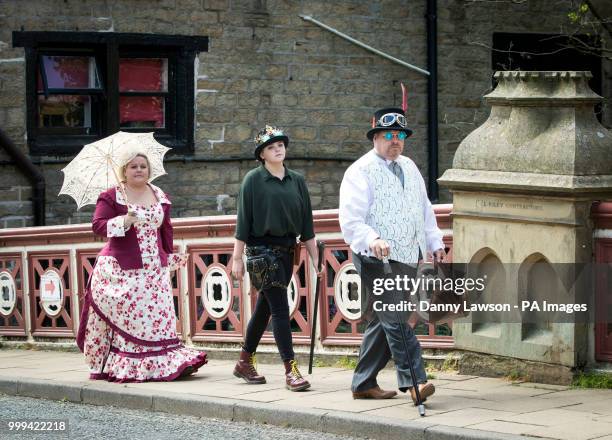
[439, 169, 612, 198]
[450, 191, 591, 226]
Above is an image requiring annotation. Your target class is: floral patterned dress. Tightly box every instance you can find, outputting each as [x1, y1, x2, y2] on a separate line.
[80, 196, 207, 382]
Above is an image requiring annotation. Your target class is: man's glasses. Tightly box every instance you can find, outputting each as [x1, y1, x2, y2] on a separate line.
[377, 113, 407, 128]
[383, 131, 408, 141]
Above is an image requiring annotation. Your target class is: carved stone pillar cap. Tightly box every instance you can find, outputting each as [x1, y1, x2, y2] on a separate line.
[439, 70, 612, 196]
[485, 71, 601, 106]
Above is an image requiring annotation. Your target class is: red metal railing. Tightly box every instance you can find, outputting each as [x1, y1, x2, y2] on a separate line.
[0, 254, 26, 336]
[188, 243, 244, 342]
[0, 207, 455, 350]
[28, 252, 74, 336]
[593, 202, 612, 362]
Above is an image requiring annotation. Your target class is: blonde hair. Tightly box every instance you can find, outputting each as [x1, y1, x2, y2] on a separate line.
[117, 149, 151, 182]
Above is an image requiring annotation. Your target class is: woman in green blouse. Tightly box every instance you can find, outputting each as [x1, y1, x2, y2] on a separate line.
[231, 125, 321, 391]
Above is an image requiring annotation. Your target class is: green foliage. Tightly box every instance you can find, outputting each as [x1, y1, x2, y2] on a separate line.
[572, 372, 612, 389]
[311, 357, 326, 368]
[336, 356, 358, 370]
[441, 355, 458, 372]
[506, 369, 528, 382]
[568, 2, 589, 23]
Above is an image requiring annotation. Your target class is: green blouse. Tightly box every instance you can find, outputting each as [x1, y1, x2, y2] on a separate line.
[235, 165, 315, 243]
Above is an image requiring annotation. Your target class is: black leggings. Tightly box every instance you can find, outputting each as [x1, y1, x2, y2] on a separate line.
[243, 249, 295, 361]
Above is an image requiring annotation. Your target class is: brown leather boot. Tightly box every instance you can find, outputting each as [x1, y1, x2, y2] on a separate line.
[233, 350, 266, 384]
[352, 385, 397, 400]
[284, 360, 311, 391]
[409, 382, 435, 405]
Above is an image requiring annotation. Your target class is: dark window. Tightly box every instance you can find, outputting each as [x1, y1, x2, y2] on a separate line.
[492, 33, 602, 121]
[119, 57, 169, 130]
[36, 52, 104, 136]
[13, 32, 208, 156]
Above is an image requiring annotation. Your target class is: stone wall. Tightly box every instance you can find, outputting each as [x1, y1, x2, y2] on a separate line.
[0, 0, 609, 226]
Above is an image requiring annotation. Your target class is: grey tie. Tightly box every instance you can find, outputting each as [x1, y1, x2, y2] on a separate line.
[389, 161, 404, 187]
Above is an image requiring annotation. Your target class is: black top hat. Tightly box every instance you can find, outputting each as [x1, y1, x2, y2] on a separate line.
[366, 107, 414, 141]
[253, 125, 289, 160]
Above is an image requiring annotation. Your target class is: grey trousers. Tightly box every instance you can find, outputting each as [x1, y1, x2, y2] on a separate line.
[351, 252, 427, 393]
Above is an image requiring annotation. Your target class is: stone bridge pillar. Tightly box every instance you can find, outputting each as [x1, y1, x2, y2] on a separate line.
[439, 71, 612, 383]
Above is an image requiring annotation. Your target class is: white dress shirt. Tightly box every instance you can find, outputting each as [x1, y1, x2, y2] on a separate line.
[339, 149, 444, 257]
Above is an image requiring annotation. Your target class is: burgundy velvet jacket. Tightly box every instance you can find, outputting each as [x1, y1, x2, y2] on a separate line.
[92, 184, 173, 270]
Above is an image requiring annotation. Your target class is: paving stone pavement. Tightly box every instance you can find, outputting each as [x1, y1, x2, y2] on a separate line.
[0, 349, 611, 440]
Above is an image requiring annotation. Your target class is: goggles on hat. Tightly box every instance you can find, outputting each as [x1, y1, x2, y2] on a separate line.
[377, 113, 407, 128]
[383, 131, 408, 141]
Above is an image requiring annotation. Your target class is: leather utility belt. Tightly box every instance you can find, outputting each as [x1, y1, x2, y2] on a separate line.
[245, 245, 291, 291]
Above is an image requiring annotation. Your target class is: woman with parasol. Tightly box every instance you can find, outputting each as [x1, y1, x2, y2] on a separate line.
[71, 139, 207, 382]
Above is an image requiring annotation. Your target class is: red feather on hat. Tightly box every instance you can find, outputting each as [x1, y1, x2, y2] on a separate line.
[401, 82, 408, 113]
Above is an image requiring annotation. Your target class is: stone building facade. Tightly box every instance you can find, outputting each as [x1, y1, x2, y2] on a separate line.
[0, 0, 610, 227]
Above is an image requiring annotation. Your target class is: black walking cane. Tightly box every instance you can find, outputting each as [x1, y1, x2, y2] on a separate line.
[383, 256, 426, 417]
[308, 240, 325, 374]
[396, 309, 426, 416]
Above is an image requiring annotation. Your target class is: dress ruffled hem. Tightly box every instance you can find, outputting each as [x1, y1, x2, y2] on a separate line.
[91, 346, 208, 383]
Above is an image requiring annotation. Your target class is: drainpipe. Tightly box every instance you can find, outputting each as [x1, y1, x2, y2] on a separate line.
[426, 0, 439, 202]
[0, 129, 45, 226]
[299, 15, 430, 76]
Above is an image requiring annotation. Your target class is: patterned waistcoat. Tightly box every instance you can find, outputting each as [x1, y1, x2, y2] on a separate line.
[363, 156, 427, 265]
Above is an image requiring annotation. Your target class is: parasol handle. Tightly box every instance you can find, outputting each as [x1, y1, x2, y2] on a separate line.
[108, 157, 132, 214]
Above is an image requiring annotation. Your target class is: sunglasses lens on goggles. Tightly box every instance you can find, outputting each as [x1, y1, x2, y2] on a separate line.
[384, 131, 407, 140]
[379, 113, 407, 127]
